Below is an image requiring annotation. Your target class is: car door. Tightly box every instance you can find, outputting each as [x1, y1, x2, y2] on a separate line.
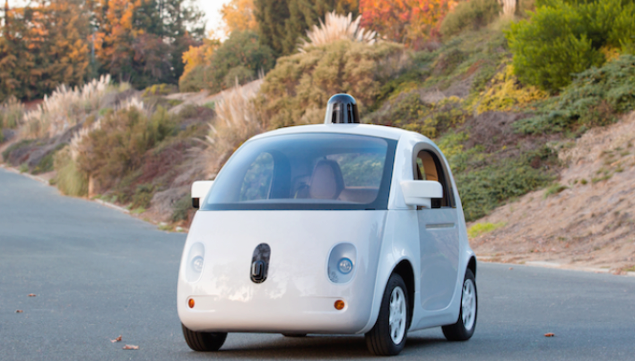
[415, 149, 460, 311]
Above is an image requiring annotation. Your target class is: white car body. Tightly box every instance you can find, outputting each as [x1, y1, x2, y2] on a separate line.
[177, 123, 476, 337]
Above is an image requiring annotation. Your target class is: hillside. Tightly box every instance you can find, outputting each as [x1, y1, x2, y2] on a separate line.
[471, 112, 635, 272]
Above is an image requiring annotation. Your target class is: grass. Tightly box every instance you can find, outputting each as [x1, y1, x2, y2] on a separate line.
[53, 147, 88, 197]
[543, 183, 568, 199]
[299, 11, 375, 52]
[468, 222, 506, 238]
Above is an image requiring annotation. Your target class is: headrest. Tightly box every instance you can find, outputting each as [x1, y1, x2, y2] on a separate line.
[309, 160, 345, 199]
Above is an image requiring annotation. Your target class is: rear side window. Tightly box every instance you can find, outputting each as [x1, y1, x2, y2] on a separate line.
[202, 133, 397, 211]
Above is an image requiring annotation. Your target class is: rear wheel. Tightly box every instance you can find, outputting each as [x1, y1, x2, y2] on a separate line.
[442, 269, 477, 341]
[182, 324, 227, 352]
[365, 273, 410, 356]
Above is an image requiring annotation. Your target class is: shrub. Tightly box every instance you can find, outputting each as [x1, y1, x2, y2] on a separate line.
[53, 147, 88, 197]
[299, 12, 376, 52]
[467, 222, 506, 238]
[506, 0, 635, 92]
[131, 184, 155, 209]
[440, 0, 502, 38]
[185, 31, 275, 94]
[206, 81, 264, 177]
[223, 66, 255, 89]
[456, 147, 556, 221]
[75, 106, 176, 191]
[142, 84, 178, 97]
[365, 93, 467, 139]
[0, 96, 25, 129]
[22, 75, 129, 139]
[256, 39, 405, 129]
[178, 65, 208, 93]
[477, 64, 548, 113]
[515, 55, 635, 134]
[543, 183, 568, 198]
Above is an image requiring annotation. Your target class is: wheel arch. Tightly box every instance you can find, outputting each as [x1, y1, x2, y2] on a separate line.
[392, 259, 415, 328]
[467, 256, 477, 278]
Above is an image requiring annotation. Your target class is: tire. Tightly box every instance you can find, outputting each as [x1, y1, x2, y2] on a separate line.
[181, 323, 227, 352]
[282, 333, 307, 337]
[365, 273, 410, 356]
[442, 268, 477, 341]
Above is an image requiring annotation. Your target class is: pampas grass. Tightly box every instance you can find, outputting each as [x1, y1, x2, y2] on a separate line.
[205, 79, 264, 177]
[299, 12, 376, 52]
[0, 96, 25, 129]
[21, 75, 129, 139]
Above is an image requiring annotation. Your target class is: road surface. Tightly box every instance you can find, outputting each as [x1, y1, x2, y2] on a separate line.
[1, 167, 634, 360]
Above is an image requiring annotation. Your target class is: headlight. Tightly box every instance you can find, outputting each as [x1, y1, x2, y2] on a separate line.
[185, 243, 205, 283]
[338, 258, 353, 274]
[191, 256, 204, 273]
[327, 243, 357, 283]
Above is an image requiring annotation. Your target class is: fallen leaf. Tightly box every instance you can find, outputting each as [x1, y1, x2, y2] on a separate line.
[16, 310, 23, 313]
[111, 335, 122, 343]
[123, 345, 139, 350]
[28, 294, 36, 297]
[509, 267, 513, 270]
[544, 333, 555, 337]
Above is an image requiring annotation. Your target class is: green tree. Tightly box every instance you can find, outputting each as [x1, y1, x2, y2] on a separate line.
[507, 0, 635, 92]
[254, 0, 358, 57]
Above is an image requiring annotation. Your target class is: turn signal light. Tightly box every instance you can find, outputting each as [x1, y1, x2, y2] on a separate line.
[334, 299, 345, 310]
[188, 298, 195, 309]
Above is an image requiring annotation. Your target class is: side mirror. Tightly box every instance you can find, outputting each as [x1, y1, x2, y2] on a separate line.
[191, 180, 214, 209]
[401, 180, 443, 208]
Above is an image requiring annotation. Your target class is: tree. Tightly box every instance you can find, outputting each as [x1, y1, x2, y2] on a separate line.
[221, 0, 258, 33]
[94, 0, 204, 88]
[359, 0, 457, 48]
[254, 0, 358, 57]
[179, 30, 274, 93]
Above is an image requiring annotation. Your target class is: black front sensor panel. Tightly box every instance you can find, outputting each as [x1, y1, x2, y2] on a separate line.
[250, 243, 271, 283]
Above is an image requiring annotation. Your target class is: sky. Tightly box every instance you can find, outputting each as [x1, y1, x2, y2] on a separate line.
[196, 0, 231, 38]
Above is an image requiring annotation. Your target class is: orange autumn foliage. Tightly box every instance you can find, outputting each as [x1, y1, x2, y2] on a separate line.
[359, 0, 457, 48]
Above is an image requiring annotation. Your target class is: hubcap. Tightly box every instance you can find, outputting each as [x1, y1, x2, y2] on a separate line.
[461, 279, 476, 331]
[388, 286, 407, 344]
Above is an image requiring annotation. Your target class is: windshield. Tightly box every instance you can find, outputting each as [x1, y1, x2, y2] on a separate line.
[202, 133, 397, 210]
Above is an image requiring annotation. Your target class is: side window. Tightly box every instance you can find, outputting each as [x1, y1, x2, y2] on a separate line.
[415, 150, 454, 208]
[239, 153, 274, 201]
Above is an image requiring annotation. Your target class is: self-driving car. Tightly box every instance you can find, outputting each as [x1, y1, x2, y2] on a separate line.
[177, 94, 477, 356]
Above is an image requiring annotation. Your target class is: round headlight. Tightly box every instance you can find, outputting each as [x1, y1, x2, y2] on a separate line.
[338, 258, 353, 274]
[191, 256, 204, 273]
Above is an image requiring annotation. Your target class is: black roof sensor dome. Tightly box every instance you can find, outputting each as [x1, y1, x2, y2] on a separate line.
[324, 94, 360, 124]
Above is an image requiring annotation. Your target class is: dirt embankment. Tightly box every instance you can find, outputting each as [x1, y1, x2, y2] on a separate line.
[471, 112, 635, 273]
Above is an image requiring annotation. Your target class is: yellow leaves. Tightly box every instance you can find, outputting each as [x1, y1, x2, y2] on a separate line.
[221, 0, 258, 34]
[600, 46, 621, 63]
[476, 64, 548, 114]
[181, 38, 220, 78]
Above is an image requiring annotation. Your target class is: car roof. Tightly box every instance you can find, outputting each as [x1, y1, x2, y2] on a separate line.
[249, 124, 430, 143]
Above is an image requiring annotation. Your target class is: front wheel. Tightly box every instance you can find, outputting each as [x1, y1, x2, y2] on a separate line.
[182, 324, 227, 352]
[365, 273, 410, 356]
[442, 268, 477, 341]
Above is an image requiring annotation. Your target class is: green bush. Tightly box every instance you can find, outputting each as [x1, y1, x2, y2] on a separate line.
[178, 65, 207, 92]
[507, 0, 635, 92]
[515, 55, 635, 134]
[223, 66, 255, 89]
[456, 147, 556, 221]
[440, 0, 502, 38]
[76, 106, 177, 191]
[142, 84, 178, 97]
[131, 184, 155, 209]
[53, 147, 88, 197]
[257, 39, 405, 129]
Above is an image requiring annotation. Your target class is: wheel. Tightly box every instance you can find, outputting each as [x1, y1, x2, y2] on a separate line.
[365, 273, 410, 356]
[181, 323, 227, 352]
[282, 333, 307, 337]
[442, 268, 477, 341]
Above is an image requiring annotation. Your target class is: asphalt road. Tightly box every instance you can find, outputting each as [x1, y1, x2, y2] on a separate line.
[1, 167, 635, 361]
